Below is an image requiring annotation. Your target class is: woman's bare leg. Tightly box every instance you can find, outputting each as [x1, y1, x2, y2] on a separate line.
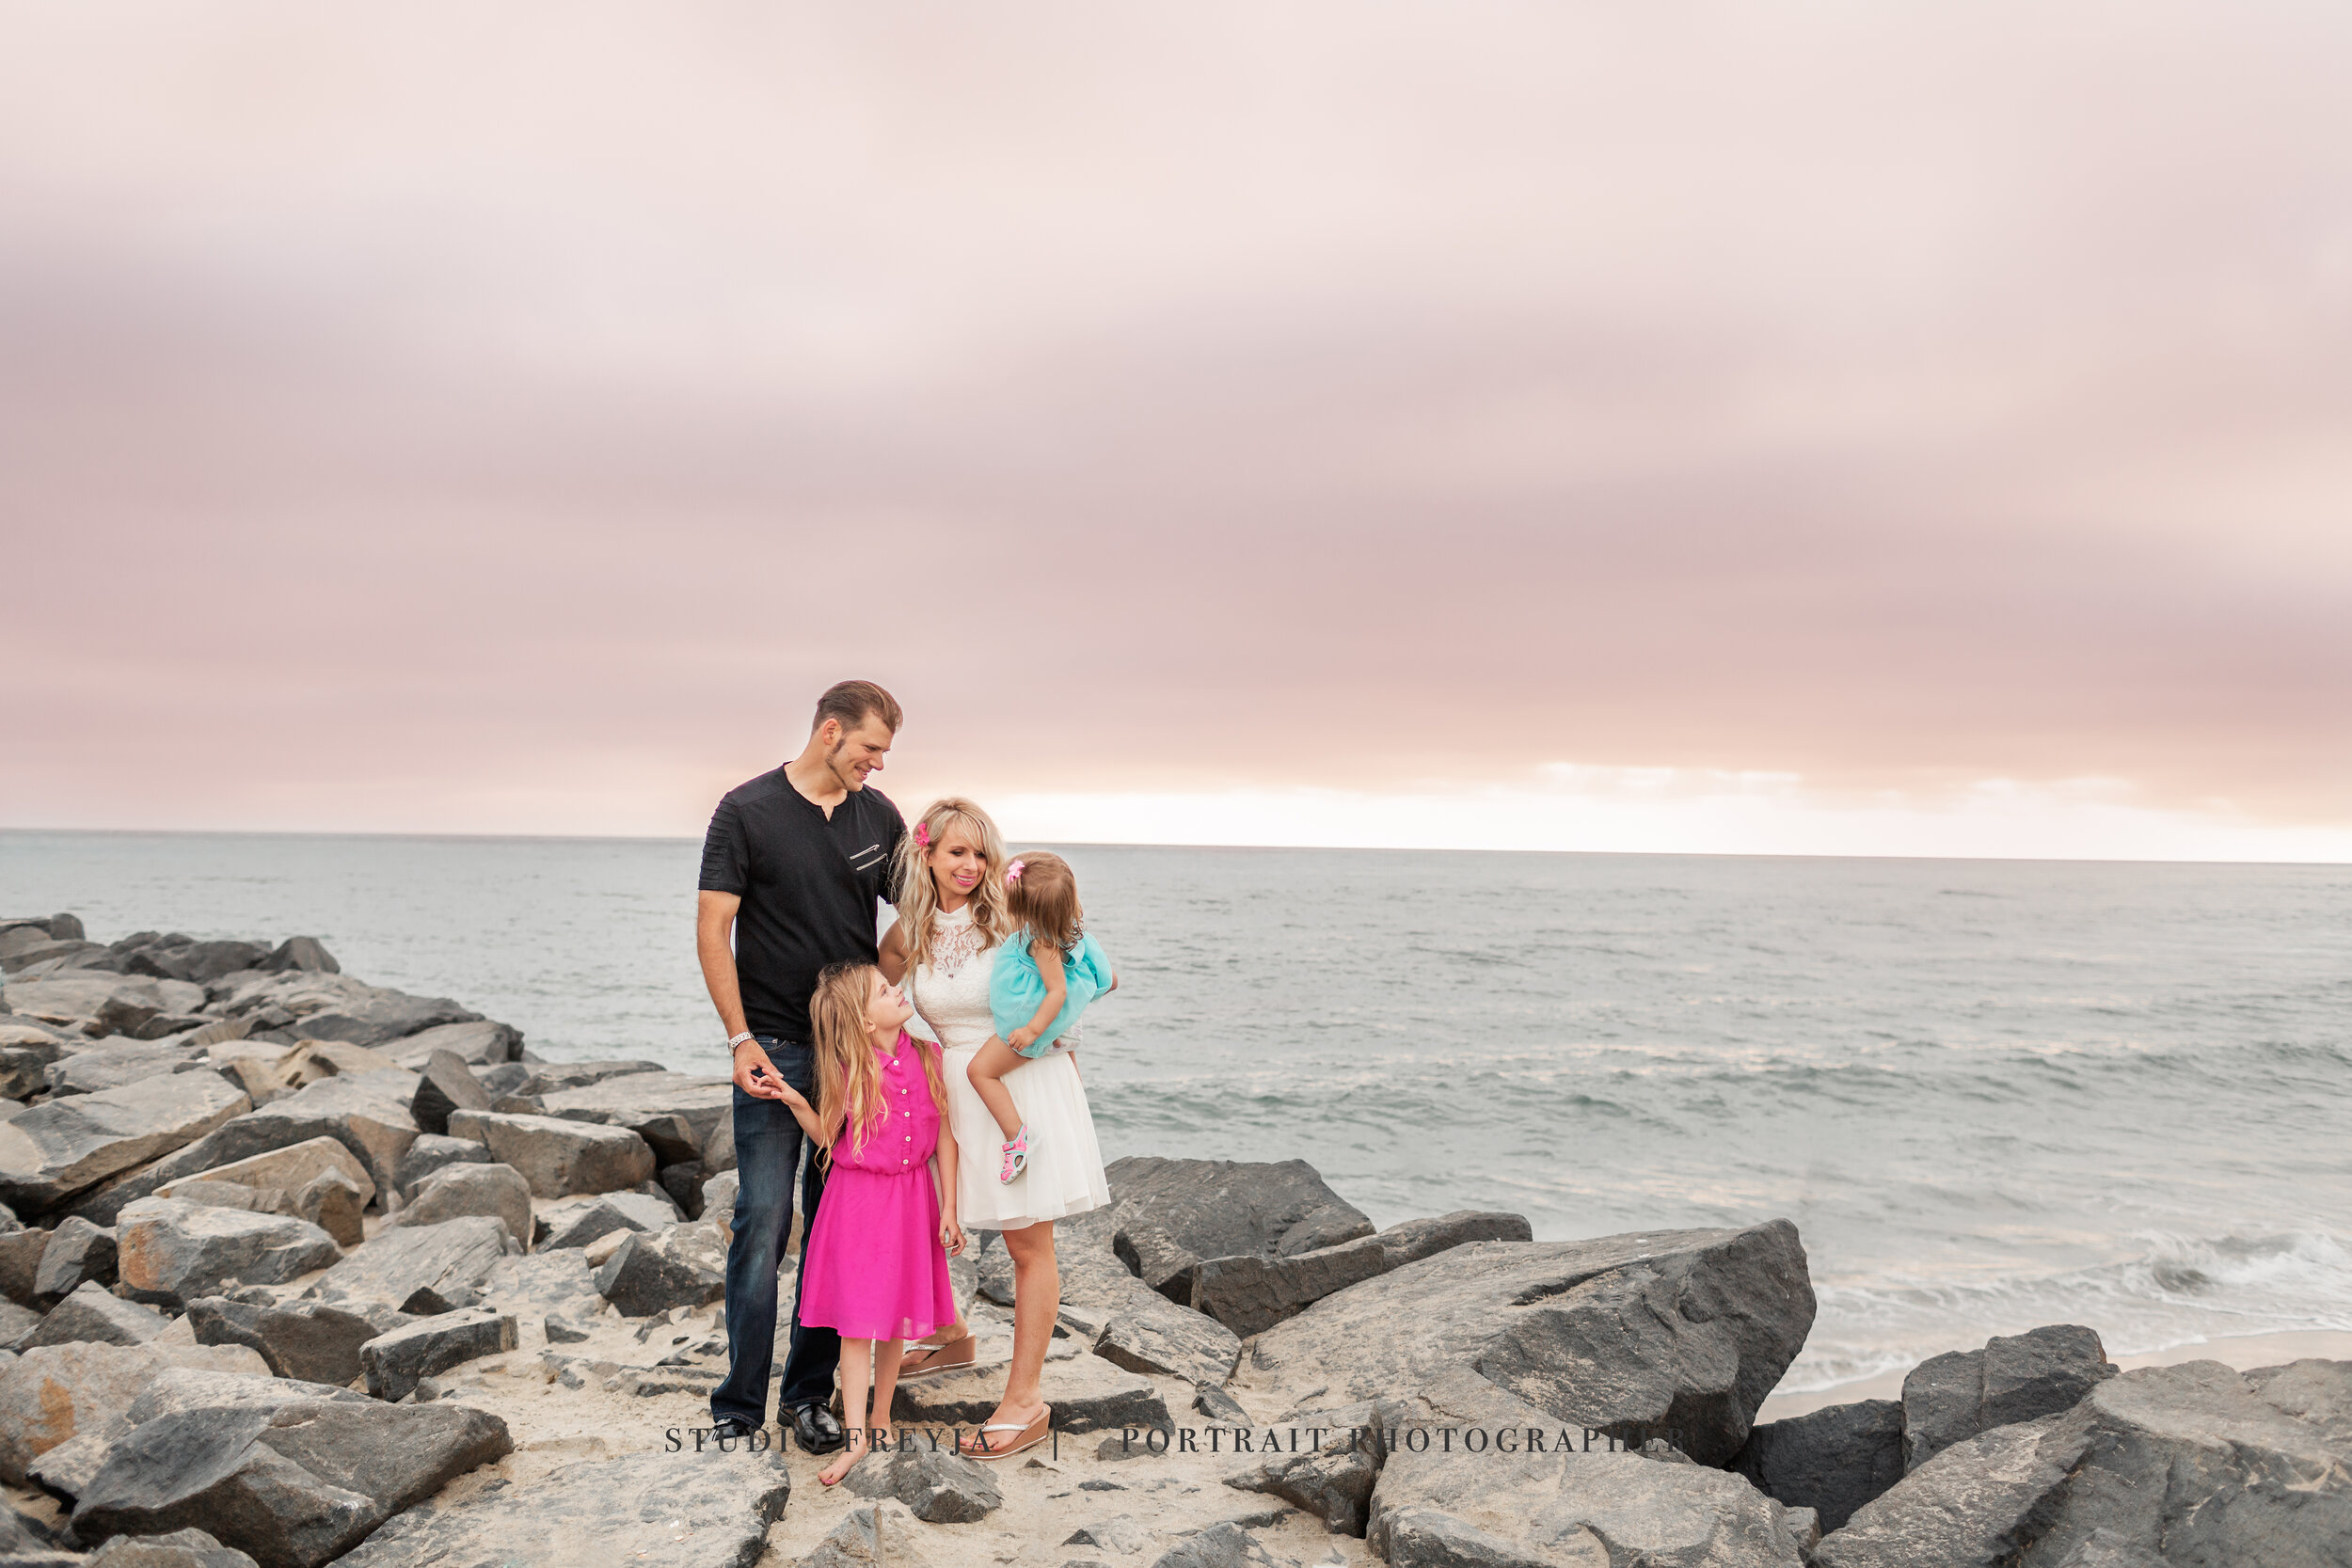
[961, 1220, 1055, 1451]
[965, 1037, 1029, 1142]
[819, 1338, 874, 1485]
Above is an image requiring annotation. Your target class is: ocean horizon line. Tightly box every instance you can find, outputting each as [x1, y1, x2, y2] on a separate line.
[8, 822, 2352, 869]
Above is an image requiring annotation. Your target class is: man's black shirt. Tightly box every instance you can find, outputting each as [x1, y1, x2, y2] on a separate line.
[698, 767, 907, 1043]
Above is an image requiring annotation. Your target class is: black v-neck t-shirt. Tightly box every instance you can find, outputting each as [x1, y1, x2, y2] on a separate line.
[698, 766, 907, 1043]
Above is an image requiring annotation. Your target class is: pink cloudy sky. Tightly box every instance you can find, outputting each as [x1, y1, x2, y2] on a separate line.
[4, 5, 2349, 858]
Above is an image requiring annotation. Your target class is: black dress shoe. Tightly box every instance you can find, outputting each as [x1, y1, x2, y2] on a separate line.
[787, 1402, 846, 1454]
[707, 1416, 760, 1444]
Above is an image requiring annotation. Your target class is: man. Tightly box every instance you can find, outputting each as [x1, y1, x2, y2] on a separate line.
[699, 679, 906, 1452]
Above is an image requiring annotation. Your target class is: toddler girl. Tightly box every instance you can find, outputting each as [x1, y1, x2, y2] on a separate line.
[965, 851, 1117, 1182]
[775, 961, 966, 1486]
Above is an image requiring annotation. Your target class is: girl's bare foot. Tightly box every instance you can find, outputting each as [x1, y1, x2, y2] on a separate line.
[817, 1422, 870, 1486]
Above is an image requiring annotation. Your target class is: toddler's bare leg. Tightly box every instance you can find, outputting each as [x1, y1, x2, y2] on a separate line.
[967, 1037, 1028, 1141]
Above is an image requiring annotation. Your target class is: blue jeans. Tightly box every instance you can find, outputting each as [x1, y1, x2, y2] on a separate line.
[710, 1037, 837, 1427]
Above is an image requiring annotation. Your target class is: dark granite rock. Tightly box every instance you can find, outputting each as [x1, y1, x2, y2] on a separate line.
[16, 1281, 169, 1351]
[1733, 1398, 1905, 1532]
[33, 1216, 119, 1302]
[258, 939, 339, 974]
[71, 1395, 510, 1568]
[1818, 1358, 2352, 1568]
[391, 1132, 489, 1198]
[0, 1075, 250, 1212]
[114, 1199, 341, 1307]
[337, 1449, 788, 1568]
[185, 1296, 414, 1386]
[593, 1223, 726, 1317]
[405, 1050, 490, 1139]
[534, 1073, 733, 1166]
[1901, 1323, 2117, 1471]
[842, 1442, 1005, 1521]
[359, 1307, 517, 1402]
[387, 1162, 531, 1249]
[445, 1110, 654, 1199]
[307, 1215, 517, 1315]
[1231, 1221, 1816, 1468]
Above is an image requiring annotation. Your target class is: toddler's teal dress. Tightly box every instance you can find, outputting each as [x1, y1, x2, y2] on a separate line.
[990, 928, 1115, 1057]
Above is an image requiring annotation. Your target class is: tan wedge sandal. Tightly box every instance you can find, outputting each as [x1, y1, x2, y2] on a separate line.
[955, 1402, 1051, 1461]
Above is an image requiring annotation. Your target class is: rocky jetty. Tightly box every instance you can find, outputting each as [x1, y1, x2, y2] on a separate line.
[4, 911, 2346, 1566]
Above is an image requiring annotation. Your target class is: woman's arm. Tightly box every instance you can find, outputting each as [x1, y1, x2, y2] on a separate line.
[1007, 942, 1067, 1052]
[879, 918, 910, 985]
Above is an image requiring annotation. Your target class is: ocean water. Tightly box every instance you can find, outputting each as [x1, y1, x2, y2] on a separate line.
[6, 829, 2349, 1396]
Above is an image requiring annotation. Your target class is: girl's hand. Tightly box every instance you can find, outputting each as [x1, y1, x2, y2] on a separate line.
[776, 1083, 812, 1111]
[1008, 1025, 1041, 1053]
[940, 1214, 966, 1256]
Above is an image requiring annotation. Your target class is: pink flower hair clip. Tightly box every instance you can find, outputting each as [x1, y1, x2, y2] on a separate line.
[1004, 859, 1026, 886]
[913, 822, 931, 849]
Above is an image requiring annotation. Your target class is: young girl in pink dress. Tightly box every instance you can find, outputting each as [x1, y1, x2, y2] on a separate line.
[775, 961, 967, 1487]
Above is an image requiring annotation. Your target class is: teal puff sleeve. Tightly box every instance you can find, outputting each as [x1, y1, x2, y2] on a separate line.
[990, 930, 1115, 1057]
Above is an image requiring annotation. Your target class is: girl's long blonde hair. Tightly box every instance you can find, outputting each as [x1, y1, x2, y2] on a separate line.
[892, 797, 1011, 972]
[807, 962, 949, 1172]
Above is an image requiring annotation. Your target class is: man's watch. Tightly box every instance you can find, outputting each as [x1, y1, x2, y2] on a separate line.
[727, 1032, 755, 1052]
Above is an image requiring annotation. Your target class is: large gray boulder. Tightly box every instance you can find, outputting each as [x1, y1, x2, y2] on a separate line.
[593, 1222, 726, 1317]
[475, 1250, 604, 1322]
[87, 1526, 262, 1567]
[1815, 1358, 2352, 1568]
[15, 1281, 168, 1351]
[391, 1132, 489, 1197]
[358, 1307, 517, 1402]
[3, 974, 205, 1035]
[114, 1198, 342, 1307]
[1364, 1369, 1807, 1567]
[406, 1049, 490, 1136]
[44, 1041, 207, 1098]
[335, 1448, 789, 1567]
[33, 1215, 119, 1302]
[1733, 1398, 1905, 1533]
[186, 1296, 415, 1386]
[71, 1391, 511, 1568]
[0, 1342, 273, 1486]
[387, 1161, 532, 1249]
[1900, 1323, 2118, 1471]
[257, 938, 338, 974]
[1191, 1234, 1391, 1339]
[69, 1075, 415, 1226]
[0, 1075, 250, 1212]
[0, 1227, 48, 1305]
[520, 1059, 662, 1095]
[446, 1110, 654, 1198]
[307, 1214, 517, 1315]
[1373, 1209, 1536, 1269]
[534, 1072, 733, 1165]
[207, 970, 480, 1051]
[382, 1020, 520, 1070]
[537, 1190, 677, 1251]
[1105, 1155, 1375, 1298]
[1230, 1221, 1816, 1467]
[155, 1136, 376, 1212]
[841, 1444, 1003, 1522]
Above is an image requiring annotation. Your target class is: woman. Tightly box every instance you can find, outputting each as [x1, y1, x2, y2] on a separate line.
[879, 796, 1111, 1460]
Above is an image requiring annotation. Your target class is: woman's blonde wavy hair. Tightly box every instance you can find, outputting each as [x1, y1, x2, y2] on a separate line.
[806, 961, 947, 1171]
[892, 797, 1011, 972]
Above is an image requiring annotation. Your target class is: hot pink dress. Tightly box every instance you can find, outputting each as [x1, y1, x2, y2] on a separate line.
[794, 1031, 959, 1341]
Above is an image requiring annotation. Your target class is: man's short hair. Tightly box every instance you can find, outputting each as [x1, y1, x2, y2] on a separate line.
[812, 680, 902, 736]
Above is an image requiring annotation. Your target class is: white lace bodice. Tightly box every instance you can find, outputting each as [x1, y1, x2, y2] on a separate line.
[908, 905, 1001, 1052]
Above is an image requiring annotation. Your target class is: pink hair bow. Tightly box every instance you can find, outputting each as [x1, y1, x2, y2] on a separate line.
[1004, 859, 1025, 886]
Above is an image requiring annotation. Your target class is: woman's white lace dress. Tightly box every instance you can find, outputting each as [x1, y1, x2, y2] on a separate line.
[906, 904, 1110, 1231]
